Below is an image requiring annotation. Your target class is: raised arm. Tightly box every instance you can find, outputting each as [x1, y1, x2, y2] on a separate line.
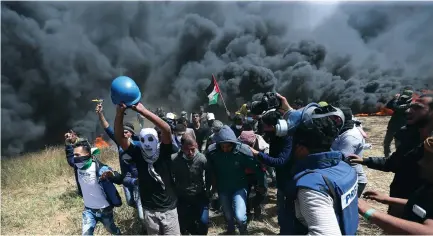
[114, 104, 130, 150]
[65, 144, 75, 167]
[96, 103, 109, 129]
[64, 132, 76, 167]
[132, 103, 172, 145]
[95, 104, 119, 145]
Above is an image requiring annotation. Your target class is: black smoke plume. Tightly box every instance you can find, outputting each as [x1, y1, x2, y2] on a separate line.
[2, 1, 432, 156]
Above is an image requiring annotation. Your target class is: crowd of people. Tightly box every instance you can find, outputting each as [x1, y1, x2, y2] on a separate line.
[64, 92, 433, 235]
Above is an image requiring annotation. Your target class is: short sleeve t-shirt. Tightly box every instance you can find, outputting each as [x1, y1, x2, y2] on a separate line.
[403, 184, 433, 223]
[126, 141, 177, 211]
[190, 125, 210, 150]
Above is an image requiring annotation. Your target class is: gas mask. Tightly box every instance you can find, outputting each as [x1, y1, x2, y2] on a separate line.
[261, 103, 345, 137]
[261, 108, 294, 137]
[299, 104, 345, 131]
[139, 128, 160, 162]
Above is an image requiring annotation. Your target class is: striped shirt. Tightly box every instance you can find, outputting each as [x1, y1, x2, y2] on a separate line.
[295, 188, 342, 235]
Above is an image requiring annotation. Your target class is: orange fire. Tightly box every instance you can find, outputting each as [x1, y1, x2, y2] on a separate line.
[94, 136, 110, 149]
[373, 107, 394, 116]
[355, 107, 394, 117]
[355, 89, 432, 117]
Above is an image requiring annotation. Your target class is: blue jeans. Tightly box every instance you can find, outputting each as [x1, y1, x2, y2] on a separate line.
[123, 186, 135, 207]
[177, 194, 209, 235]
[125, 186, 144, 221]
[82, 207, 121, 235]
[219, 188, 248, 234]
[132, 186, 145, 221]
[277, 189, 292, 235]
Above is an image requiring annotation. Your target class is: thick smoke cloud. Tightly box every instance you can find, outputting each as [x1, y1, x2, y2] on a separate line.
[2, 2, 432, 156]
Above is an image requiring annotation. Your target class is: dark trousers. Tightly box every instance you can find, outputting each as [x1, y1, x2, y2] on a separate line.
[357, 183, 367, 198]
[246, 174, 267, 219]
[177, 194, 209, 235]
[383, 127, 401, 157]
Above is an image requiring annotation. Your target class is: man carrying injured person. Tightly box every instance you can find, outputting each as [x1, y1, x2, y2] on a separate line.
[206, 125, 265, 234]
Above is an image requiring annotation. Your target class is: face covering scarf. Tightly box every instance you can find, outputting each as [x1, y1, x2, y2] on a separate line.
[139, 128, 165, 190]
[75, 156, 92, 170]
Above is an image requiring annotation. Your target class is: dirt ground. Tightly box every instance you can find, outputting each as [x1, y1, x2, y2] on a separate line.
[1, 116, 394, 235]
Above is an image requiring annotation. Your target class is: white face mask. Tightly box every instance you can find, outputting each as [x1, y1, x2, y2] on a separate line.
[236, 125, 243, 130]
[139, 128, 160, 162]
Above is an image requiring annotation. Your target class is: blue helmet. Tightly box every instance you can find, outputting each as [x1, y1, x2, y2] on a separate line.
[110, 76, 141, 106]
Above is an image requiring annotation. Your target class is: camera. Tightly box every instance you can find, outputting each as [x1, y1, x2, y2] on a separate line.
[250, 92, 282, 115]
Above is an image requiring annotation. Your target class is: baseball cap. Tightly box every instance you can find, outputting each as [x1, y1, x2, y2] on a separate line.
[401, 90, 413, 99]
[207, 113, 215, 120]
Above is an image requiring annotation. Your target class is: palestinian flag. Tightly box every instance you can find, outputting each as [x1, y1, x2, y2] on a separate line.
[205, 75, 221, 105]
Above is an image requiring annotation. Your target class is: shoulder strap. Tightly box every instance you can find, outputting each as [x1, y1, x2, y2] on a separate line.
[294, 169, 316, 182]
[94, 159, 101, 178]
[321, 175, 339, 209]
[295, 170, 338, 206]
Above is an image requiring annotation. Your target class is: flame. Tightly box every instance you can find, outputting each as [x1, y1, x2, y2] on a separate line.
[372, 107, 394, 116]
[355, 89, 433, 117]
[355, 107, 394, 117]
[94, 136, 110, 149]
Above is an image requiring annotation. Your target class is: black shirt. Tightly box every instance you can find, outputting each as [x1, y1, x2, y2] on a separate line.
[190, 124, 210, 150]
[403, 184, 433, 223]
[230, 124, 243, 138]
[126, 142, 177, 211]
[367, 126, 424, 199]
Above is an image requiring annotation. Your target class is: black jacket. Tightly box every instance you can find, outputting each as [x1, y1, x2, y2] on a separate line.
[386, 97, 410, 130]
[365, 126, 425, 198]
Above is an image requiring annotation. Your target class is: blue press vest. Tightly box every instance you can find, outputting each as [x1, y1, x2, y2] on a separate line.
[289, 151, 359, 235]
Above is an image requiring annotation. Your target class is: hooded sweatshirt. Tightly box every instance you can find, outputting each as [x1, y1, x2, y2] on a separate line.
[206, 125, 265, 193]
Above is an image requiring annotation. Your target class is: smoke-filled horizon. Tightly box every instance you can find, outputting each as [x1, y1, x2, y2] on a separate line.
[2, 1, 432, 156]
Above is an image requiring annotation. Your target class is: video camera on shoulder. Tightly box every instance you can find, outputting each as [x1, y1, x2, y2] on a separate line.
[250, 92, 282, 115]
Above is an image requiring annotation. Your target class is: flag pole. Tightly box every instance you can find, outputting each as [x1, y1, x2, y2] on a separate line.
[212, 74, 229, 112]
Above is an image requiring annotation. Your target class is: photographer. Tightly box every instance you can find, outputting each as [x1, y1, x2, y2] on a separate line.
[248, 93, 295, 234]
